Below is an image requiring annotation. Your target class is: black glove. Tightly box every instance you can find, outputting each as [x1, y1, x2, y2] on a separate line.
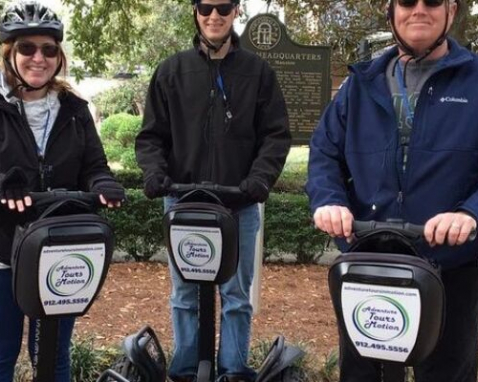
[0, 167, 29, 200]
[239, 177, 270, 203]
[144, 175, 172, 199]
[90, 179, 126, 202]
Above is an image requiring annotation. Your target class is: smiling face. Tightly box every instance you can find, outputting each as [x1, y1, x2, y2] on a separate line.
[11, 35, 60, 94]
[195, 0, 238, 45]
[393, 0, 457, 56]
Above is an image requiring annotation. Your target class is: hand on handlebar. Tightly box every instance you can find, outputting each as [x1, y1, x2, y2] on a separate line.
[0, 167, 31, 212]
[90, 179, 126, 208]
[313, 205, 354, 240]
[144, 175, 172, 199]
[424, 211, 477, 247]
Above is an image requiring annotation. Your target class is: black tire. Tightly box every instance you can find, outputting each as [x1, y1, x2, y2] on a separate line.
[269, 367, 306, 382]
[106, 355, 142, 382]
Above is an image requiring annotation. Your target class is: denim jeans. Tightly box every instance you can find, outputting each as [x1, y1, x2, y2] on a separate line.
[0, 268, 75, 382]
[164, 197, 260, 380]
[338, 263, 478, 382]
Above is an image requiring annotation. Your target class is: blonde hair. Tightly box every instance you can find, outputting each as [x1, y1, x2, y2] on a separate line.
[1, 39, 72, 96]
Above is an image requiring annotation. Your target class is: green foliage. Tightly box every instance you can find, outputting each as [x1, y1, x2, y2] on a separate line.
[100, 113, 142, 170]
[102, 189, 164, 262]
[113, 168, 144, 189]
[93, 75, 150, 120]
[264, 193, 327, 263]
[63, 0, 194, 78]
[70, 337, 120, 382]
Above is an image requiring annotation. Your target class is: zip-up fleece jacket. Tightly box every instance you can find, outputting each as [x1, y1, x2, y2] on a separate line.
[135, 33, 291, 210]
[0, 90, 115, 265]
[306, 38, 478, 269]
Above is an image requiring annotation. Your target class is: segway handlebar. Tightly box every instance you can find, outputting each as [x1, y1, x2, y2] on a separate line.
[28, 190, 102, 207]
[353, 220, 477, 241]
[167, 182, 242, 195]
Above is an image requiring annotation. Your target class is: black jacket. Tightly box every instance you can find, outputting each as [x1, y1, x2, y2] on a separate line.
[0, 90, 115, 264]
[135, 33, 291, 209]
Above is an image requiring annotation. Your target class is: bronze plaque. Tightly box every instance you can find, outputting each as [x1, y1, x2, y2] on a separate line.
[240, 14, 331, 145]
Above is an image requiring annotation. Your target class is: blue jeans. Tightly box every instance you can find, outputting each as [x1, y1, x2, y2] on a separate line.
[165, 198, 260, 380]
[0, 268, 75, 382]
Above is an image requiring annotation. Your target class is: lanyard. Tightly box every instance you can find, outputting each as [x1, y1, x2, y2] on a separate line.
[216, 73, 232, 120]
[395, 61, 414, 127]
[36, 108, 51, 156]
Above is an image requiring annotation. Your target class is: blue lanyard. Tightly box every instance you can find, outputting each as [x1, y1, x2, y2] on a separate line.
[216, 74, 232, 120]
[395, 61, 414, 126]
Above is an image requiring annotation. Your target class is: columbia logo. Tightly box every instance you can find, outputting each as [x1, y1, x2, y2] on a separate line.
[440, 96, 469, 104]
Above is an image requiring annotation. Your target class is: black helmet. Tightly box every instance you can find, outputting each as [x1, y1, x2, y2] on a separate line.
[0, 1, 63, 43]
[191, 0, 239, 4]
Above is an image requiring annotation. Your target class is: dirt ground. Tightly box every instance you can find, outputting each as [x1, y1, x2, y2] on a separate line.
[75, 262, 339, 363]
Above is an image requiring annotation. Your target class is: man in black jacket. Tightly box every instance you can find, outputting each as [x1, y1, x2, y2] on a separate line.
[135, 1, 291, 381]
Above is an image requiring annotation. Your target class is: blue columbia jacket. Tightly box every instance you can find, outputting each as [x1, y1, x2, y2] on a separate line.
[306, 39, 478, 269]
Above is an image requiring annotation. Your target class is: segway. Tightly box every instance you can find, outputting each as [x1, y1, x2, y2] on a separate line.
[10, 190, 115, 382]
[328, 220, 468, 382]
[100, 183, 304, 382]
[97, 325, 167, 382]
[162, 183, 304, 382]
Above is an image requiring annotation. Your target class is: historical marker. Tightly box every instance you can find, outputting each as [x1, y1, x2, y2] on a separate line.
[241, 14, 332, 145]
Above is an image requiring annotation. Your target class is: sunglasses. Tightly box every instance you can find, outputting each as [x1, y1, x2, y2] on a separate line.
[196, 3, 236, 17]
[397, 0, 445, 7]
[15, 41, 60, 58]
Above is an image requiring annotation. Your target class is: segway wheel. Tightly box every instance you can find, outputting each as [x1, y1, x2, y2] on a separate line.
[107, 355, 142, 382]
[269, 367, 305, 382]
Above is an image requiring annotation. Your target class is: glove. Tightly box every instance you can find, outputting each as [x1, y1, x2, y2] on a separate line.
[90, 179, 126, 202]
[0, 167, 29, 201]
[144, 175, 172, 199]
[239, 177, 270, 203]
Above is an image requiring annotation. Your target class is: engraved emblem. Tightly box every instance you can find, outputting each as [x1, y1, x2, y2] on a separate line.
[248, 15, 281, 51]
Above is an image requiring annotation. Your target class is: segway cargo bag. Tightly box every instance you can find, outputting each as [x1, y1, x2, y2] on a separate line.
[11, 202, 114, 319]
[329, 247, 445, 366]
[163, 201, 238, 284]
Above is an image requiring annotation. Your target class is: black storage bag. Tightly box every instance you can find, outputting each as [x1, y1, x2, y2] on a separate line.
[162, 189, 238, 285]
[328, 230, 445, 365]
[11, 199, 114, 319]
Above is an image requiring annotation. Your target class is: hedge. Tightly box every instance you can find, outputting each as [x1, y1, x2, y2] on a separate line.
[102, 189, 328, 263]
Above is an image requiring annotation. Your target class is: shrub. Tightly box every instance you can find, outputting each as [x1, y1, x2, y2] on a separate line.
[93, 75, 150, 120]
[113, 168, 144, 189]
[101, 113, 142, 170]
[102, 189, 164, 262]
[264, 193, 328, 263]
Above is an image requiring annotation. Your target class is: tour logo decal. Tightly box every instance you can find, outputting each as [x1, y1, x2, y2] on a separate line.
[178, 234, 215, 267]
[353, 295, 409, 341]
[47, 254, 94, 297]
[249, 15, 281, 51]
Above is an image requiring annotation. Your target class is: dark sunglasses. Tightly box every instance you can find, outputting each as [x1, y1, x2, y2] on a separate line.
[196, 3, 235, 16]
[15, 41, 60, 58]
[397, 0, 445, 7]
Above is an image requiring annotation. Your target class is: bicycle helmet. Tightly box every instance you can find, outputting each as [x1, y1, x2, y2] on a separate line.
[0, 0, 63, 43]
[387, 0, 458, 62]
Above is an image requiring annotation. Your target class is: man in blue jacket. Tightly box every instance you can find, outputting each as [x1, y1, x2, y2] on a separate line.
[307, 0, 478, 381]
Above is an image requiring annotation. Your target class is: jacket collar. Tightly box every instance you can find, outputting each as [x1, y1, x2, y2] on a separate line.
[193, 31, 240, 58]
[350, 38, 473, 81]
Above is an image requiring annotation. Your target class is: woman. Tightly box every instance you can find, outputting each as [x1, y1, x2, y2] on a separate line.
[0, 1, 125, 381]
